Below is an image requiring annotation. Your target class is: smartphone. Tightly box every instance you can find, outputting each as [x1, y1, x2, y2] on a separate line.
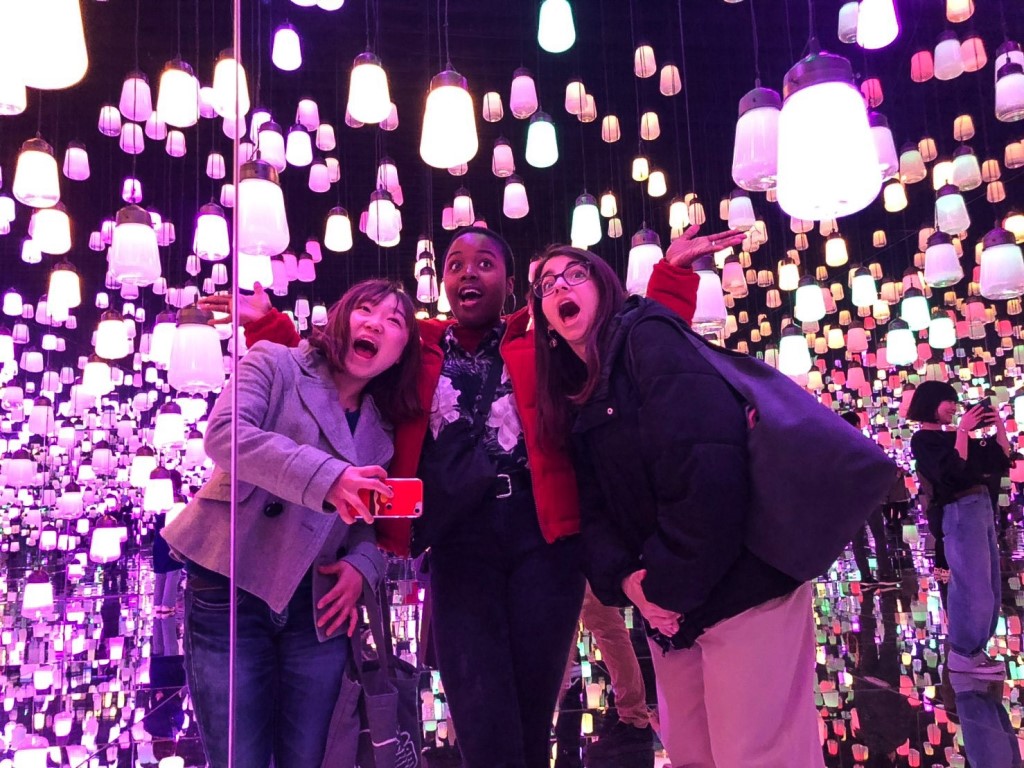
[972, 397, 993, 411]
[359, 478, 423, 518]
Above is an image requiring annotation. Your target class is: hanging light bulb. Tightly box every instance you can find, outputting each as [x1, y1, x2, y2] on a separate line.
[95, 309, 130, 359]
[525, 111, 558, 168]
[776, 50, 880, 220]
[868, 112, 898, 179]
[837, 2, 859, 43]
[193, 203, 230, 261]
[690, 256, 728, 340]
[935, 184, 970, 234]
[601, 114, 621, 143]
[795, 275, 826, 322]
[625, 228, 663, 296]
[731, 86, 781, 192]
[882, 180, 907, 212]
[503, 175, 529, 219]
[108, 205, 161, 286]
[156, 59, 200, 128]
[13, 138, 60, 208]
[211, 50, 250, 120]
[570, 193, 601, 248]
[21, 569, 54, 617]
[857, 0, 900, 50]
[979, 227, 1024, 300]
[29, 203, 72, 254]
[365, 189, 400, 247]
[951, 145, 982, 190]
[659, 62, 682, 95]
[647, 170, 667, 197]
[285, 124, 313, 167]
[928, 308, 956, 348]
[491, 137, 516, 178]
[510, 67, 539, 119]
[237, 160, 290, 256]
[946, 0, 974, 22]
[272, 22, 302, 71]
[923, 231, 963, 287]
[452, 187, 475, 227]
[482, 91, 504, 122]
[416, 262, 439, 304]
[324, 206, 353, 252]
[851, 267, 878, 307]
[778, 324, 812, 376]
[420, 68, 478, 169]
[900, 287, 930, 331]
[934, 31, 965, 81]
[899, 142, 927, 184]
[824, 233, 849, 267]
[995, 62, 1024, 123]
[119, 70, 152, 121]
[885, 319, 917, 366]
[726, 189, 755, 231]
[4, 0, 89, 89]
[168, 304, 225, 394]
[347, 51, 391, 124]
[538, 0, 576, 54]
[48, 260, 81, 316]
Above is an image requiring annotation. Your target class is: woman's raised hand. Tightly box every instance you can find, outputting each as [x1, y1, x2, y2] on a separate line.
[198, 282, 273, 325]
[325, 465, 393, 524]
[959, 404, 996, 433]
[664, 225, 747, 269]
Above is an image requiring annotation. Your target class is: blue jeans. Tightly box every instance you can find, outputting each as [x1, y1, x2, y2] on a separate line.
[183, 570, 350, 768]
[954, 685, 1021, 767]
[942, 490, 1001, 657]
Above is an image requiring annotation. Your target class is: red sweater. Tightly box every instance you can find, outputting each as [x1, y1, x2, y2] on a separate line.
[243, 261, 699, 554]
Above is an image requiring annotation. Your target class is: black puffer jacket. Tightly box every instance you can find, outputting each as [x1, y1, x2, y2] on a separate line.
[571, 297, 799, 647]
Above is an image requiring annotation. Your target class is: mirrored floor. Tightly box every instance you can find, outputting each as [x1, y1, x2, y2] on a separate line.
[3, 506, 1022, 767]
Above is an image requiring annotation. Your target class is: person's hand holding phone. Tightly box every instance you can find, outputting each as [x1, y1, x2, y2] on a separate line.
[315, 559, 364, 637]
[325, 465, 392, 524]
[960, 403, 995, 433]
[622, 569, 682, 637]
[198, 283, 273, 325]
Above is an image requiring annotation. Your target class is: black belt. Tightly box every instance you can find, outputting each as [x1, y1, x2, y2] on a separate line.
[492, 468, 532, 499]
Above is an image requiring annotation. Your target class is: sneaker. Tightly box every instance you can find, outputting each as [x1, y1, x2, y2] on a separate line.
[946, 651, 1006, 679]
[585, 721, 654, 765]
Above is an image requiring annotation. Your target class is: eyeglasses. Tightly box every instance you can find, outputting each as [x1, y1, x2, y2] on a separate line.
[532, 261, 592, 298]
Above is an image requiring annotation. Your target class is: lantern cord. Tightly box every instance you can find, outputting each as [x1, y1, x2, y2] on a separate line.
[749, 0, 762, 86]
[436, 0, 444, 70]
[675, 0, 697, 192]
[365, 0, 371, 49]
[998, 0, 1010, 38]
[805, 0, 817, 51]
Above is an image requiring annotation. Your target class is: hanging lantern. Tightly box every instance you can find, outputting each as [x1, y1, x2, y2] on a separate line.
[538, 0, 576, 54]
[857, 0, 899, 50]
[211, 50, 250, 120]
[935, 184, 970, 234]
[48, 260, 81, 314]
[366, 189, 400, 246]
[29, 203, 72, 254]
[923, 231, 963, 288]
[491, 137, 516, 178]
[851, 267, 878, 308]
[928, 308, 956, 348]
[795, 275, 826, 322]
[824, 233, 848, 267]
[995, 62, 1024, 123]
[659, 62, 682, 96]
[882, 180, 908, 212]
[257, 121, 287, 171]
[668, 197, 688, 230]
[295, 97, 319, 130]
[525, 111, 558, 168]
[89, 515, 123, 564]
[238, 160, 289, 256]
[119, 70, 152, 121]
[348, 51, 391, 124]
[503, 175, 529, 219]
[947, 0, 974, 22]
[995, 42, 1024, 88]
[564, 79, 586, 115]
[688, 256, 728, 339]
[776, 51, 880, 220]
[726, 189, 755, 231]
[647, 170, 667, 197]
[626, 228, 663, 296]
[951, 145, 982, 190]
[316, 123, 336, 152]
[324, 206, 353, 252]
[570, 193, 601, 248]
[601, 114, 621, 143]
[482, 91, 503, 122]
[885, 319, 917, 366]
[285, 124, 313, 167]
[911, 49, 935, 82]
[837, 2, 859, 43]
[107, 205, 160, 286]
[95, 309, 130, 359]
[272, 23, 302, 71]
[639, 111, 661, 140]
[934, 31, 965, 81]
[61, 140, 90, 181]
[731, 86, 781, 192]
[5, 0, 89, 89]
[21, 569, 54, 617]
[13, 138, 60, 208]
[634, 43, 656, 78]
[899, 142, 927, 184]
[156, 58, 200, 128]
[168, 304, 225, 394]
[420, 69, 478, 169]
[779, 324, 812, 376]
[869, 112, 898, 179]
[153, 402, 186, 448]
[900, 287, 930, 331]
[510, 68, 539, 119]
[143, 466, 176, 513]
[193, 203, 230, 261]
[416, 262, 439, 304]
[980, 228, 1024, 300]
[145, 110, 168, 140]
[778, 257, 800, 291]
[961, 34, 987, 72]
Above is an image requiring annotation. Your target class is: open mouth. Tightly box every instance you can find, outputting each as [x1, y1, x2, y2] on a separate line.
[558, 300, 580, 322]
[457, 286, 483, 303]
[352, 337, 379, 359]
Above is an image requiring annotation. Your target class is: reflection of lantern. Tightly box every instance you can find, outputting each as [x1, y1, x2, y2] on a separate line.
[7, 448, 36, 487]
[89, 516, 123, 563]
[979, 227, 1024, 300]
[238, 160, 289, 256]
[109, 205, 161, 286]
[21, 570, 54, 617]
[130, 445, 158, 488]
[168, 304, 225, 394]
[144, 466, 175, 513]
[154, 402, 186, 449]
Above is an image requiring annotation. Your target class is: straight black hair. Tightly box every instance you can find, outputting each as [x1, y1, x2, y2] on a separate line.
[906, 381, 958, 423]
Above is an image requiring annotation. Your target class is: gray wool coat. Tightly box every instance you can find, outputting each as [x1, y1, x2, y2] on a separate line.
[163, 340, 389, 635]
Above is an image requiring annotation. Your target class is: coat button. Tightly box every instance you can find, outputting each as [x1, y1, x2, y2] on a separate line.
[606, 407, 614, 415]
[263, 501, 284, 518]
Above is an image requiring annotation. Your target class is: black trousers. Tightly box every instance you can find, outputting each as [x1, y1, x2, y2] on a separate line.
[429, 489, 585, 768]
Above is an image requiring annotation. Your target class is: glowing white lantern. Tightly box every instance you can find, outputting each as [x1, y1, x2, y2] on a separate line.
[420, 69, 478, 169]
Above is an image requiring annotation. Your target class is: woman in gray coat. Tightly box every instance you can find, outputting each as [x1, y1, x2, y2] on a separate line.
[163, 279, 422, 768]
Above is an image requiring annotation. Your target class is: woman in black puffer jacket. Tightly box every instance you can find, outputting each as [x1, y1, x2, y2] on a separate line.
[531, 245, 824, 768]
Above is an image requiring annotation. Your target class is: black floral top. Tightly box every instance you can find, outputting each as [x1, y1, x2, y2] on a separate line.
[425, 322, 528, 474]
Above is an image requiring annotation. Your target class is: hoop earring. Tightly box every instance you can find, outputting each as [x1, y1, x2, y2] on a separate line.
[503, 293, 517, 315]
[548, 329, 560, 348]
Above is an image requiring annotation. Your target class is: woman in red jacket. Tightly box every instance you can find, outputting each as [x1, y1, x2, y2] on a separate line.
[226, 224, 739, 768]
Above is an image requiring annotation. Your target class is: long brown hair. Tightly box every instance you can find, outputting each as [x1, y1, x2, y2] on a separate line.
[308, 279, 423, 424]
[531, 246, 625, 449]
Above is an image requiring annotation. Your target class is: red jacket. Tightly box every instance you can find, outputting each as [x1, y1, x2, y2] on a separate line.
[243, 261, 699, 555]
